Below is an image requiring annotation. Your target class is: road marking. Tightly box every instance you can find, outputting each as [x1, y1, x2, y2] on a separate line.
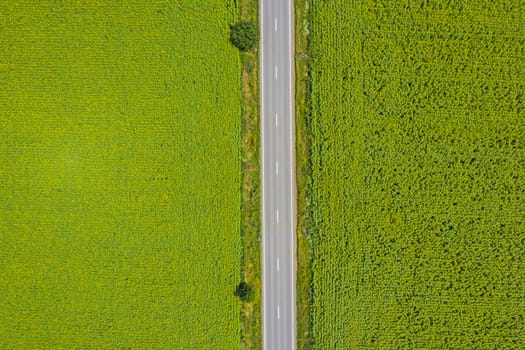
[277, 258, 280, 271]
[275, 65, 278, 80]
[276, 209, 279, 223]
[275, 17, 277, 32]
[276, 161, 279, 175]
[275, 112, 278, 127]
[277, 305, 280, 319]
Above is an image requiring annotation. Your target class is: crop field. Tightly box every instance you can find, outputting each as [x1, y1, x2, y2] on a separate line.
[0, 1, 242, 348]
[307, 0, 524, 348]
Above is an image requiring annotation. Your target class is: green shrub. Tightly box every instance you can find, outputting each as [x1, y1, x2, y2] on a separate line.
[230, 21, 259, 51]
[235, 281, 255, 302]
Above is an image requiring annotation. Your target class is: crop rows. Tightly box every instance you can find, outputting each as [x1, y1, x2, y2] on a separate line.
[0, 1, 242, 348]
[307, 1, 524, 348]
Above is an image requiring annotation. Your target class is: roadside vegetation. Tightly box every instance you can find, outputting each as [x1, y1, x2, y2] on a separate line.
[303, 1, 524, 348]
[0, 2, 243, 348]
[294, 0, 314, 349]
[237, 0, 262, 349]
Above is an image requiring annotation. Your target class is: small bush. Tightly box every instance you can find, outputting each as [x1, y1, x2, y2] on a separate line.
[230, 21, 259, 51]
[235, 281, 255, 302]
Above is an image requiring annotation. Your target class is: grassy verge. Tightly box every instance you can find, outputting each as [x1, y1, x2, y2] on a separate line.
[239, 1, 262, 349]
[294, 0, 314, 349]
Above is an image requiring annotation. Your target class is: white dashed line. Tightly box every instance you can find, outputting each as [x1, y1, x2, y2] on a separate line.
[276, 162, 279, 175]
[276, 209, 279, 223]
[274, 17, 277, 32]
[275, 112, 278, 127]
[275, 65, 278, 80]
[277, 305, 280, 319]
[277, 258, 280, 271]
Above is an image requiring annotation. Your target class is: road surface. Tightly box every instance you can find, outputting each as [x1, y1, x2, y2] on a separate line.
[260, 0, 296, 349]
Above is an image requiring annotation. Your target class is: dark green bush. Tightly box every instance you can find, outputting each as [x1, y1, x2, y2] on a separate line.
[230, 21, 259, 51]
[235, 281, 255, 302]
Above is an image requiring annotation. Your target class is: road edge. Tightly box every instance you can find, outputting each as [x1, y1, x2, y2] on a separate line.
[259, 1, 267, 349]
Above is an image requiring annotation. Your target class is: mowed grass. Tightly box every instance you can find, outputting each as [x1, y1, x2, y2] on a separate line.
[0, 1, 242, 348]
[307, 1, 524, 348]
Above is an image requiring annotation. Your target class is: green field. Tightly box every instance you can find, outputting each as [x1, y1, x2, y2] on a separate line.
[307, 1, 524, 348]
[0, 1, 242, 348]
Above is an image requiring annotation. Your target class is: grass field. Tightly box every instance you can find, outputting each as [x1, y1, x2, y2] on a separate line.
[0, 1, 242, 348]
[306, 1, 524, 348]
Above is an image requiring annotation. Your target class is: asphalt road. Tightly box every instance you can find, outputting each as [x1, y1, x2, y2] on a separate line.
[260, 0, 296, 349]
